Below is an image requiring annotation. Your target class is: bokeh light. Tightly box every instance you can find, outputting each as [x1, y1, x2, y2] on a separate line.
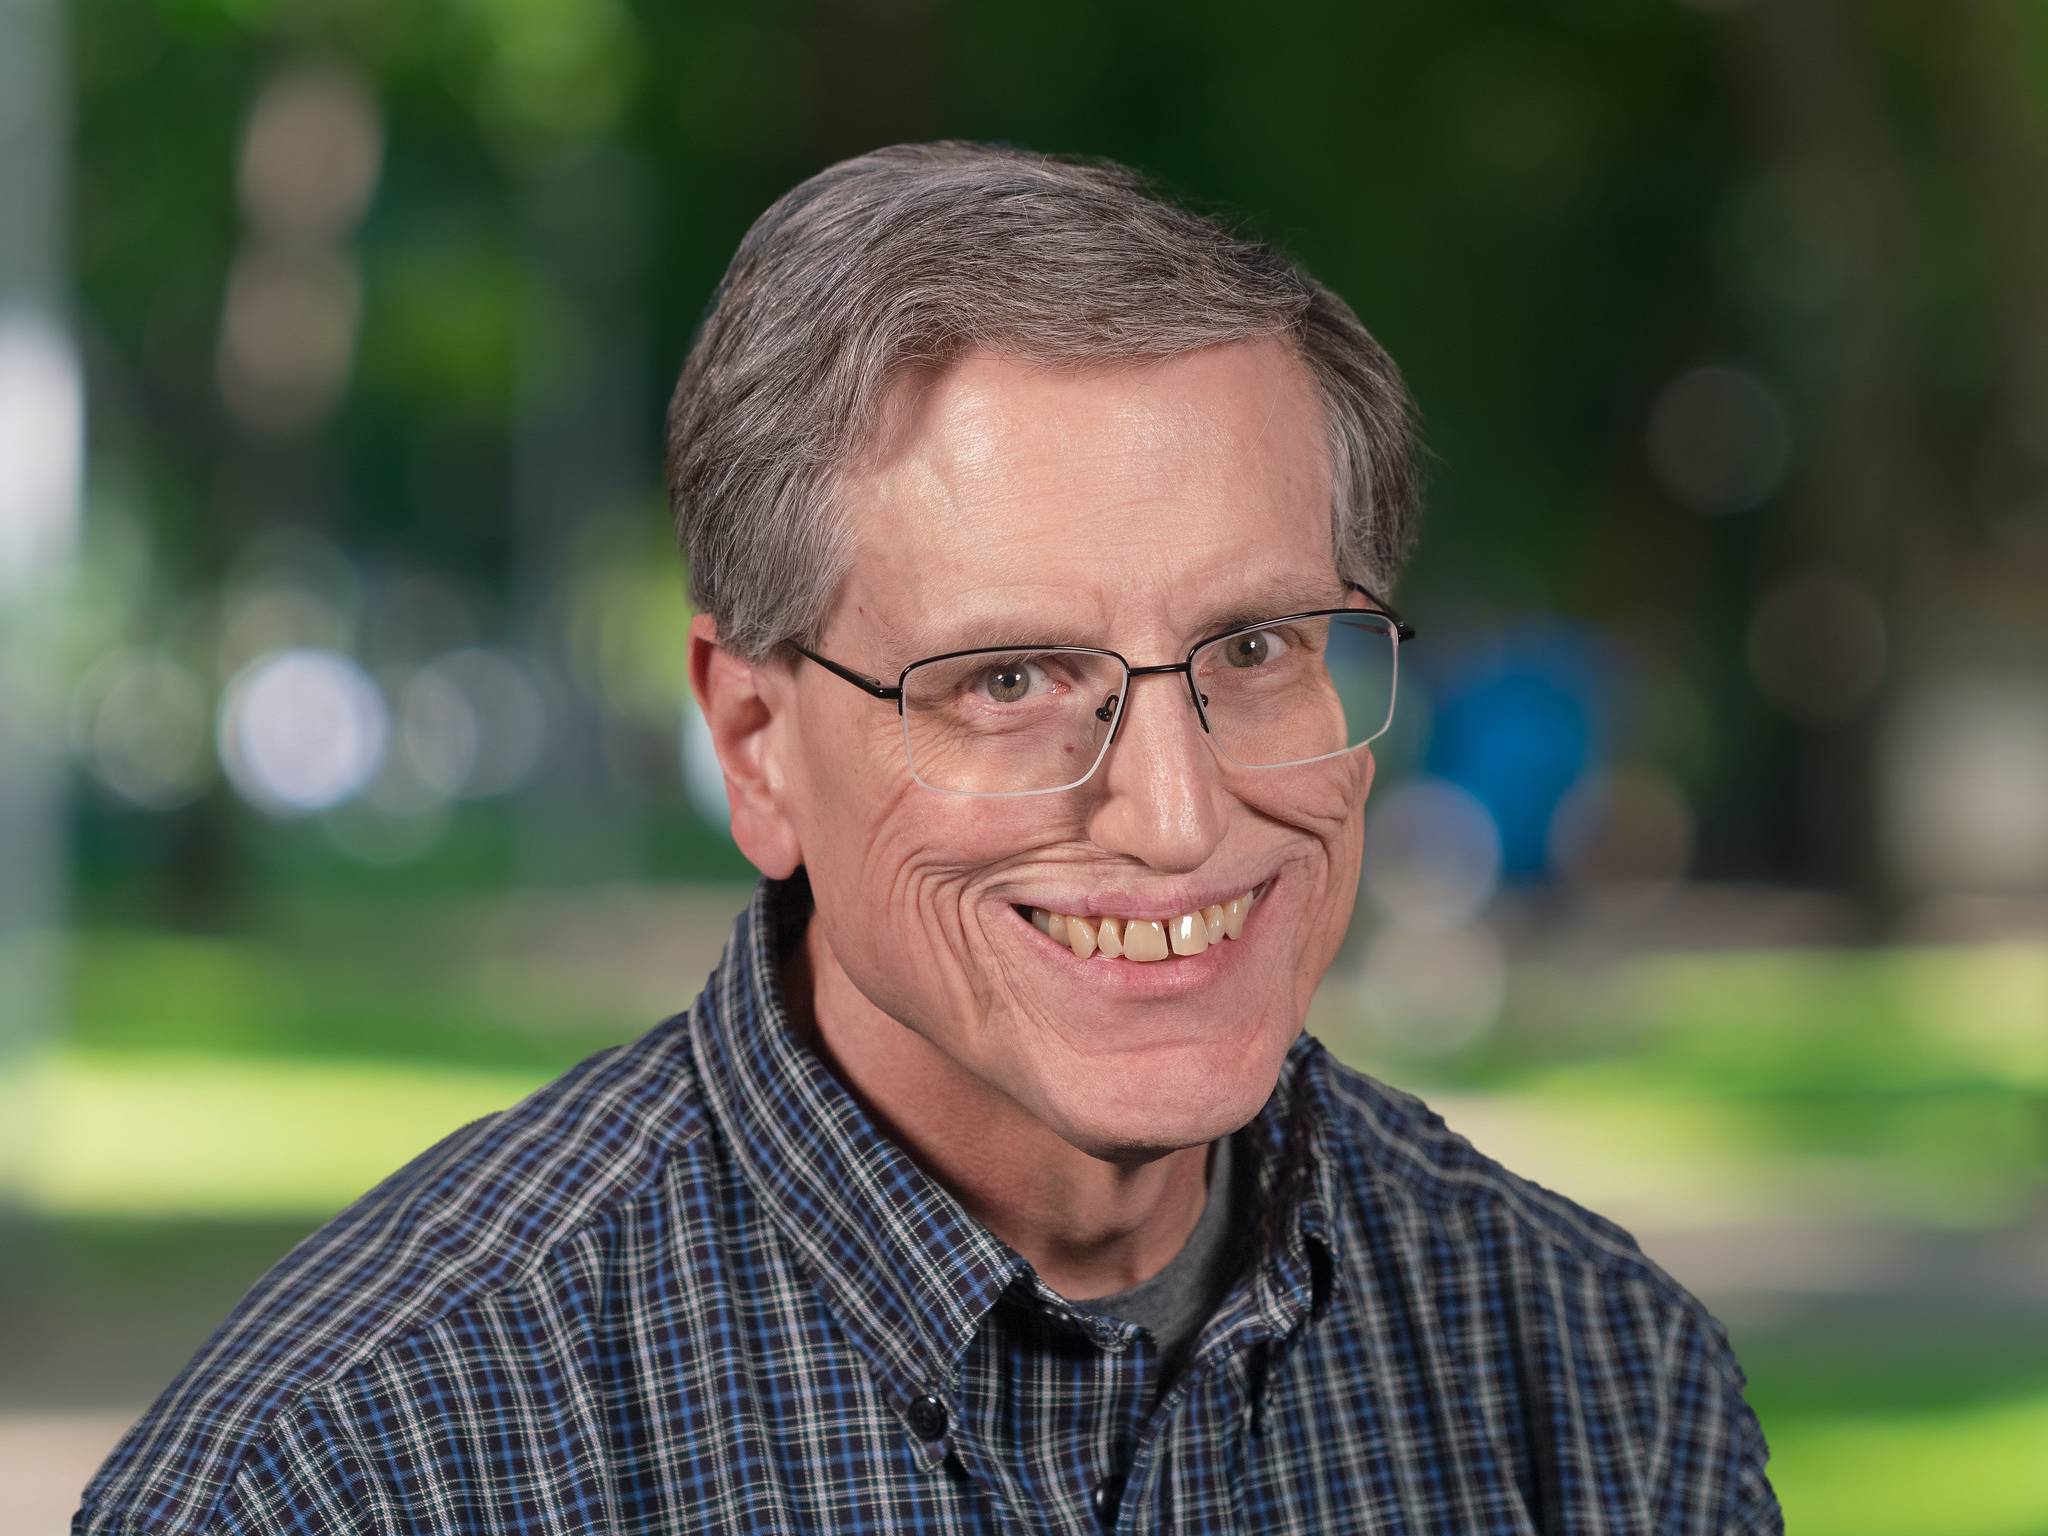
[214, 59, 380, 440]
[398, 648, 546, 799]
[1647, 363, 1792, 514]
[1882, 678, 2048, 896]
[1362, 776, 1503, 927]
[217, 648, 388, 816]
[1356, 921, 1507, 1056]
[69, 651, 213, 810]
[215, 244, 364, 436]
[1422, 628, 1601, 878]
[0, 309, 83, 592]
[1748, 570, 1888, 724]
[237, 62, 382, 245]
[1549, 762, 1696, 896]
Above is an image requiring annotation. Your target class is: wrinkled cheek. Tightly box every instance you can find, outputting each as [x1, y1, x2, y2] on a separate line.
[833, 798, 1020, 1013]
[1230, 752, 1368, 839]
[1224, 757, 1365, 1001]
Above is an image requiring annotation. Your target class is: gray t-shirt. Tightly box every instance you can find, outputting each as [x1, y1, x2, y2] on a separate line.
[1076, 1132, 1245, 1393]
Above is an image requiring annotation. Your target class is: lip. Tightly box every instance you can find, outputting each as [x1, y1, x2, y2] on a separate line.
[1006, 873, 1275, 925]
[1006, 874, 1276, 1000]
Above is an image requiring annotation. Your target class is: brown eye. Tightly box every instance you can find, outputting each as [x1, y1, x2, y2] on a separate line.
[1224, 632, 1271, 668]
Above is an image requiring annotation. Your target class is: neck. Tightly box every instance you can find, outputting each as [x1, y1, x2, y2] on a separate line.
[788, 913, 1211, 1299]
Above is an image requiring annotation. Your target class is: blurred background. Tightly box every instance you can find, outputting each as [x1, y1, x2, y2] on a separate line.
[3, 0, 2045, 1527]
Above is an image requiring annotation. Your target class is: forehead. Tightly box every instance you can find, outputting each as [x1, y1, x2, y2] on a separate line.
[833, 338, 1338, 664]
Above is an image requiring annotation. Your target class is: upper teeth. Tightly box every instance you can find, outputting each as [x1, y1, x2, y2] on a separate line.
[1027, 888, 1259, 962]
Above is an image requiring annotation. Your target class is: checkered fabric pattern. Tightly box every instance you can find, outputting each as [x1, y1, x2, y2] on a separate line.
[77, 872, 1781, 1533]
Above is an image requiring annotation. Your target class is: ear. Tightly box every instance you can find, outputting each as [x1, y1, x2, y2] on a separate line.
[687, 611, 804, 879]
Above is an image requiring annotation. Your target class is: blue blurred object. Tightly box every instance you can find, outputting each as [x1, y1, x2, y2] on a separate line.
[1420, 623, 1608, 882]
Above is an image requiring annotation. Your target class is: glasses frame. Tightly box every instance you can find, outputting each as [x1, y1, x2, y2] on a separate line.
[786, 580, 1419, 798]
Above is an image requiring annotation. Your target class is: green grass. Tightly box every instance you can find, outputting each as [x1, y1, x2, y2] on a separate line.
[1741, 1346, 2048, 1535]
[15, 1049, 554, 1219]
[1331, 939, 2048, 1096]
[1769, 1394, 2048, 1535]
[52, 927, 637, 1071]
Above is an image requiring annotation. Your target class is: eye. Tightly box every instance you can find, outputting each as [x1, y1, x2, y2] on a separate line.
[1222, 628, 1289, 668]
[977, 659, 1045, 704]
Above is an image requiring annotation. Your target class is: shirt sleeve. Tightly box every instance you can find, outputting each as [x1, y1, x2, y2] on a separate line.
[210, 1394, 390, 1536]
[1659, 1305, 1784, 1535]
[1720, 1370, 1783, 1535]
[1646, 1302, 1777, 1536]
[71, 1395, 390, 1536]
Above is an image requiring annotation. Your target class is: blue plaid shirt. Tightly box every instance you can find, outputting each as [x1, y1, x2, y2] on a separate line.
[79, 873, 1782, 1533]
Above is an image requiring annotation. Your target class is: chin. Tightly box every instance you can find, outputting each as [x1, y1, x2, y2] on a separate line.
[1028, 1029, 1294, 1162]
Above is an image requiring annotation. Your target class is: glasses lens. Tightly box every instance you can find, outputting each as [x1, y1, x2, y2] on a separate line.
[1192, 611, 1397, 767]
[900, 648, 1128, 794]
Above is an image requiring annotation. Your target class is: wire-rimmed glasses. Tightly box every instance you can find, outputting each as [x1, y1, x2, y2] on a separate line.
[787, 582, 1417, 798]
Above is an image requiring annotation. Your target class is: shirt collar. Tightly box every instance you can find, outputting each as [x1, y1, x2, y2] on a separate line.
[688, 870, 1345, 1458]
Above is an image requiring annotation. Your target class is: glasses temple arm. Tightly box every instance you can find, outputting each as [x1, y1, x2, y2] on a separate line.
[786, 641, 903, 702]
[1349, 580, 1418, 644]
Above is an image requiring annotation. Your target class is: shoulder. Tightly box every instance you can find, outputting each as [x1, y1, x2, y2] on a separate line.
[1304, 1038, 1706, 1316]
[76, 1011, 714, 1535]
[1305, 1042, 1779, 1518]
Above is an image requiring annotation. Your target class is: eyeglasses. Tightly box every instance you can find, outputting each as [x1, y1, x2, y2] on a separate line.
[785, 582, 1418, 798]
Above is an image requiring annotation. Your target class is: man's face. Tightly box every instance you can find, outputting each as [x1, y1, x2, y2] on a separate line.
[775, 338, 1373, 1160]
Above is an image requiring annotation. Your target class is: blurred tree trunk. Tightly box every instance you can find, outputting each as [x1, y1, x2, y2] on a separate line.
[1720, 0, 1943, 934]
[510, 146, 655, 885]
[1947, 5, 2048, 608]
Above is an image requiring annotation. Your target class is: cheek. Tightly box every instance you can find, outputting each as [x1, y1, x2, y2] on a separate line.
[799, 763, 1058, 1013]
[1230, 750, 1371, 846]
[1230, 755, 1368, 970]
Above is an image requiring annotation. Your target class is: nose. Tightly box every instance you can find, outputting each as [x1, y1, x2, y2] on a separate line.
[1082, 669, 1228, 872]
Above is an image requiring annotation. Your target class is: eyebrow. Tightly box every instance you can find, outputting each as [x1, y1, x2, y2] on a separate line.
[877, 574, 1353, 673]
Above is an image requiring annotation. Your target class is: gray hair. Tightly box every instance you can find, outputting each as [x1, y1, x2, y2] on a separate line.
[665, 141, 1421, 662]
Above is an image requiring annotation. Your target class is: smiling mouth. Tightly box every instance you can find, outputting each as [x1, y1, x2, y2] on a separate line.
[1011, 882, 1267, 962]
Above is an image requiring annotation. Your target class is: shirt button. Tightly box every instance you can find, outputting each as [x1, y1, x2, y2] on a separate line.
[1091, 1472, 1126, 1526]
[905, 1394, 949, 1441]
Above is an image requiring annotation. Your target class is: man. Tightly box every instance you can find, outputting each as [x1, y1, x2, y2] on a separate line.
[80, 143, 1781, 1533]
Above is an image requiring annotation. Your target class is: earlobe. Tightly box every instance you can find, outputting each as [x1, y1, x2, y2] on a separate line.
[687, 612, 804, 879]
